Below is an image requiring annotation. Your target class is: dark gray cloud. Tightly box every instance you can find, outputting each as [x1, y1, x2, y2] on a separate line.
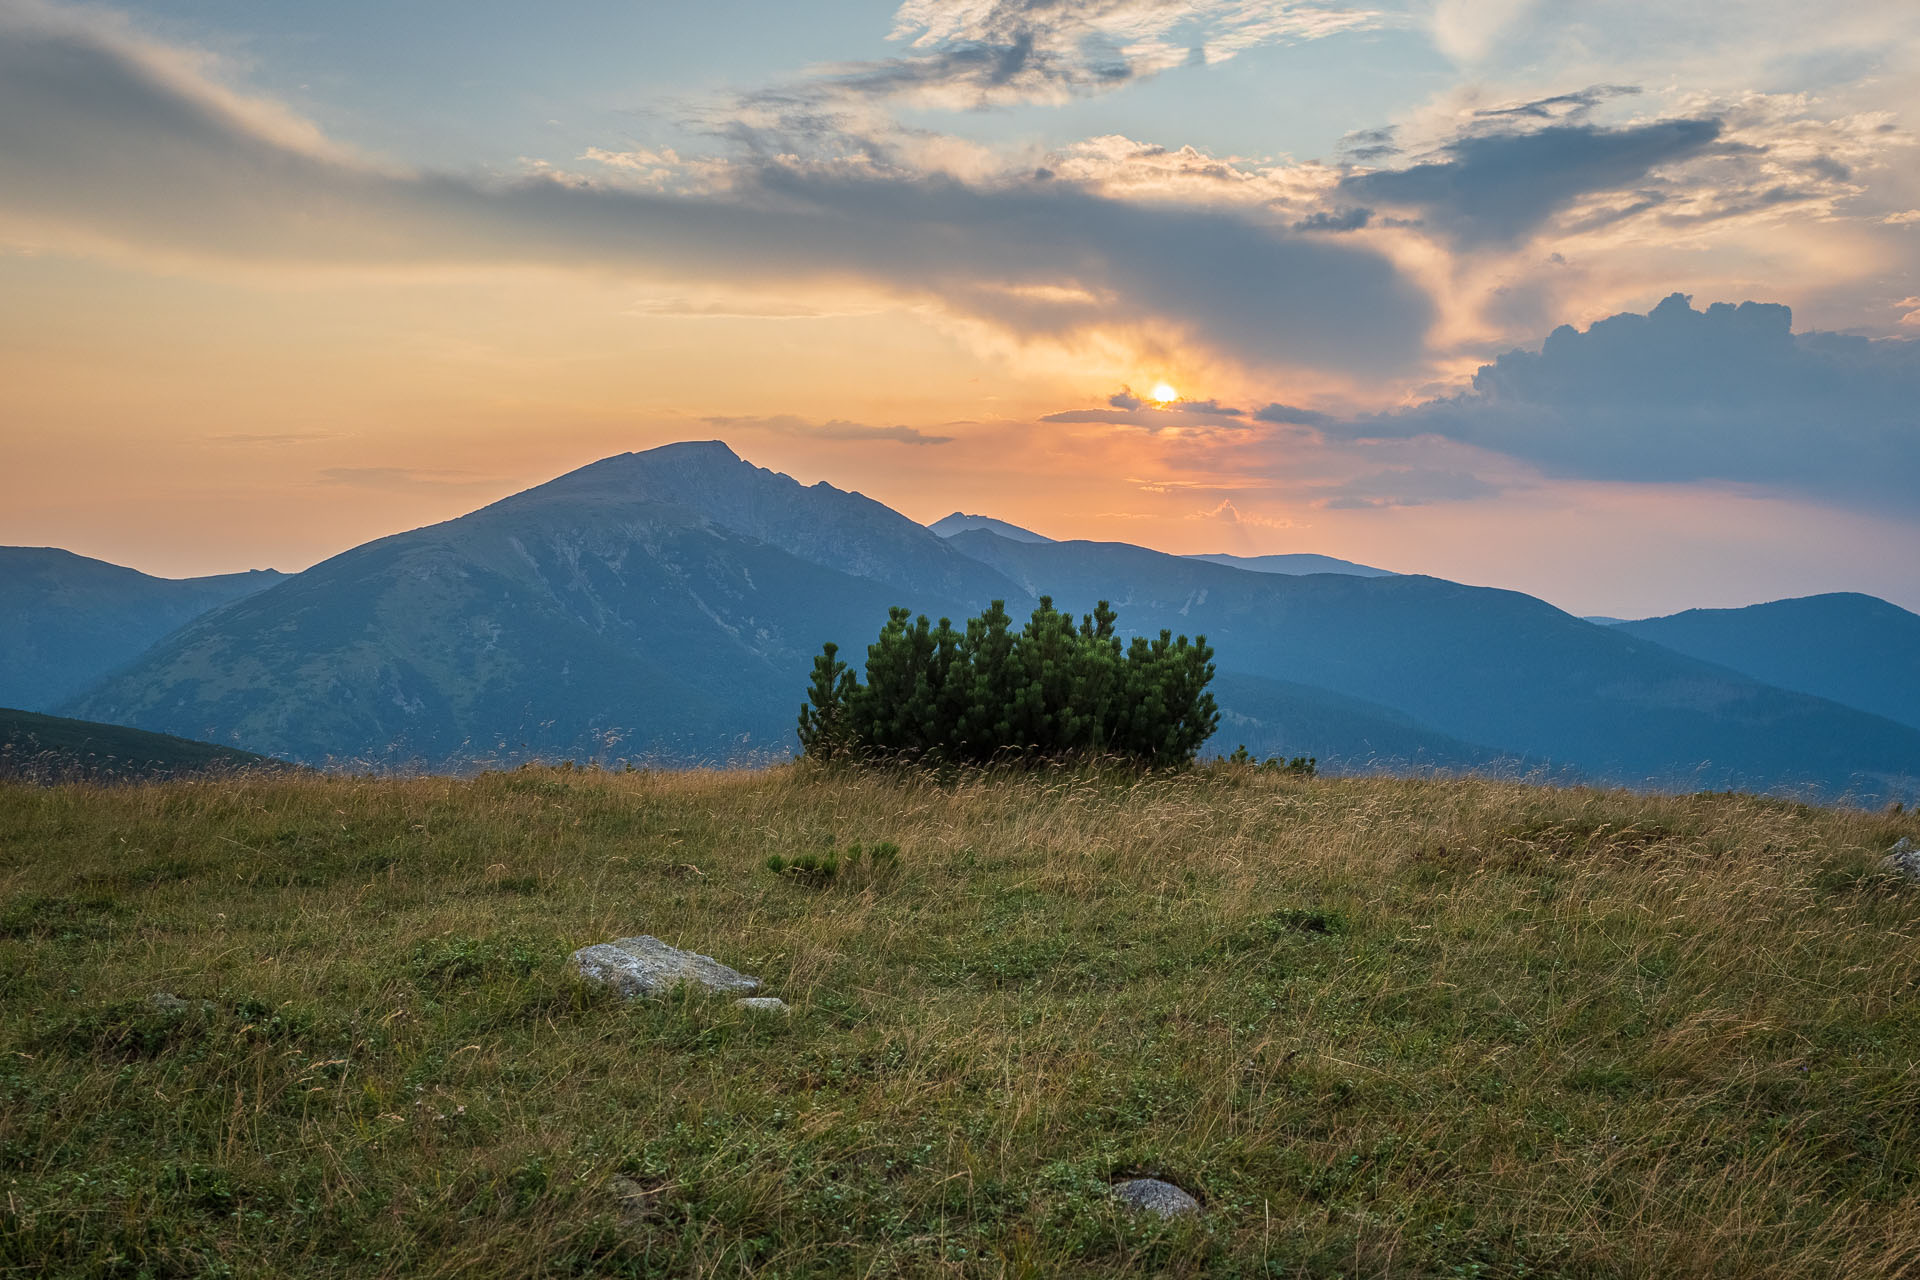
[1339, 117, 1725, 246]
[702, 414, 953, 445]
[0, 9, 1432, 374]
[1292, 207, 1372, 232]
[1474, 85, 1642, 122]
[1344, 293, 1920, 506]
[1253, 402, 1334, 427]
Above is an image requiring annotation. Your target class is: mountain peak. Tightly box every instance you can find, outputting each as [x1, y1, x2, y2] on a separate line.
[928, 512, 1054, 544]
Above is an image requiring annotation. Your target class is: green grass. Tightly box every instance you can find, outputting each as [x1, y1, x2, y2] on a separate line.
[1, 764, 1918, 1277]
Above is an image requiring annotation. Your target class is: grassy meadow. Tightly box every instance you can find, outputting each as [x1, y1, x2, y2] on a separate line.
[2, 764, 1919, 1277]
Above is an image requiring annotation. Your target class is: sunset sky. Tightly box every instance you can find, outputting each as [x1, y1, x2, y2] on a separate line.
[3, 0, 1918, 616]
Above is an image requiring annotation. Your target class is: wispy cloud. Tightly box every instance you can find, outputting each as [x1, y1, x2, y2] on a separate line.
[702, 414, 954, 445]
[0, 4, 1430, 375]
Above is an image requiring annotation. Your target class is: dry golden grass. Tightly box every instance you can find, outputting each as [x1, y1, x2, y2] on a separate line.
[2, 764, 1918, 1277]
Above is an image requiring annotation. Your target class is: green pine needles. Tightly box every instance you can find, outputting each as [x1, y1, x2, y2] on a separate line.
[796, 597, 1220, 767]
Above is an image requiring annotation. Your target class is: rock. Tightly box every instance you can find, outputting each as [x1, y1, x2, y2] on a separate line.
[607, 1174, 662, 1225]
[1884, 837, 1920, 880]
[146, 992, 213, 1015]
[570, 935, 760, 998]
[1111, 1177, 1200, 1218]
[734, 997, 790, 1014]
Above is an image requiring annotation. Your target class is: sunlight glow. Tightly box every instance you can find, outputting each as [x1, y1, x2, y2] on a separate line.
[1150, 381, 1179, 403]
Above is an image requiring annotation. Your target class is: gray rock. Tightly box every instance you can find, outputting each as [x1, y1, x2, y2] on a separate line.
[1112, 1177, 1200, 1218]
[734, 997, 790, 1014]
[571, 935, 760, 998]
[146, 992, 213, 1015]
[1885, 837, 1920, 880]
[607, 1174, 661, 1225]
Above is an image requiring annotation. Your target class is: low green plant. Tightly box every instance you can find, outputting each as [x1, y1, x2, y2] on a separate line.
[767, 840, 900, 886]
[1226, 744, 1318, 777]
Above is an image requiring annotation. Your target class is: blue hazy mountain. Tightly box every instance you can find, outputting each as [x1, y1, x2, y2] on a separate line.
[67, 444, 1027, 766]
[1617, 593, 1920, 732]
[942, 530, 1920, 799]
[1185, 551, 1394, 577]
[48, 443, 1920, 797]
[928, 512, 1055, 543]
[0, 547, 286, 711]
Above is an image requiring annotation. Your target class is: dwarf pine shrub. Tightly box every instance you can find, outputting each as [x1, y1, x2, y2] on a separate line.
[796, 598, 1219, 767]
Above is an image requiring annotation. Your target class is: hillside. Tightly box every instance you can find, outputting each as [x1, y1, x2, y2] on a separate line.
[1618, 593, 1920, 731]
[3, 766, 1917, 1277]
[66, 444, 1022, 767]
[0, 707, 274, 782]
[0, 548, 286, 710]
[51, 442, 1920, 795]
[943, 529, 1920, 799]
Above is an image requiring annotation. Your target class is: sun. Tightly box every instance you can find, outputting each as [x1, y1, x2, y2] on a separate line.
[1149, 381, 1179, 403]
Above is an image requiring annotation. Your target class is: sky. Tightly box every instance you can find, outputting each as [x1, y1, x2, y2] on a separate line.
[2, 0, 1918, 618]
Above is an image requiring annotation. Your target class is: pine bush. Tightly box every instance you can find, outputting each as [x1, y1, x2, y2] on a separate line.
[796, 597, 1219, 767]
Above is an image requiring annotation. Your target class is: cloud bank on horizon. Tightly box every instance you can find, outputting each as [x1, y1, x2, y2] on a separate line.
[0, 0, 1917, 612]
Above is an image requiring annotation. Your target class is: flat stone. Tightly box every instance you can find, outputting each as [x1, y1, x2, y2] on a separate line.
[570, 935, 760, 998]
[1112, 1177, 1200, 1218]
[734, 997, 790, 1014]
[1885, 837, 1920, 880]
[147, 992, 213, 1015]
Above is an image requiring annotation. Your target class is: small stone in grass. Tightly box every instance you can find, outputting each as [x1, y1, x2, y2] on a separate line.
[570, 935, 760, 998]
[1883, 837, 1920, 880]
[735, 997, 790, 1014]
[1112, 1177, 1200, 1218]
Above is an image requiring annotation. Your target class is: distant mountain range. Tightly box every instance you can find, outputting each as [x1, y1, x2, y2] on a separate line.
[925, 514, 1394, 577]
[0, 548, 285, 710]
[11, 441, 1919, 799]
[1615, 594, 1920, 733]
[1182, 551, 1393, 578]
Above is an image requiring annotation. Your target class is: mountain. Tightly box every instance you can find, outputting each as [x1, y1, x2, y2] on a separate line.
[51, 442, 1920, 798]
[0, 548, 286, 710]
[928, 512, 1054, 543]
[941, 530, 1920, 799]
[1617, 593, 1920, 732]
[1184, 551, 1394, 578]
[67, 443, 1027, 767]
[0, 707, 274, 781]
[1207, 672, 1508, 774]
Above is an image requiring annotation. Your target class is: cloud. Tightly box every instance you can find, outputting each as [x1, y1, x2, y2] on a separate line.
[1042, 388, 1252, 428]
[789, 0, 1385, 111]
[701, 414, 953, 445]
[0, 5, 1433, 374]
[1339, 116, 1726, 247]
[1313, 467, 1501, 508]
[1252, 402, 1334, 426]
[1343, 292, 1920, 506]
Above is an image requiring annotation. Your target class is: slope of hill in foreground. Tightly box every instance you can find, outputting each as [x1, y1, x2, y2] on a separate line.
[943, 529, 1920, 799]
[5, 768, 1917, 1275]
[0, 707, 273, 781]
[1617, 593, 1920, 732]
[0, 547, 286, 711]
[65, 444, 1025, 767]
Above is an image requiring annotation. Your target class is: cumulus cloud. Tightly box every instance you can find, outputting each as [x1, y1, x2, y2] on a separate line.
[1343, 292, 1920, 506]
[701, 414, 954, 445]
[0, 4, 1431, 374]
